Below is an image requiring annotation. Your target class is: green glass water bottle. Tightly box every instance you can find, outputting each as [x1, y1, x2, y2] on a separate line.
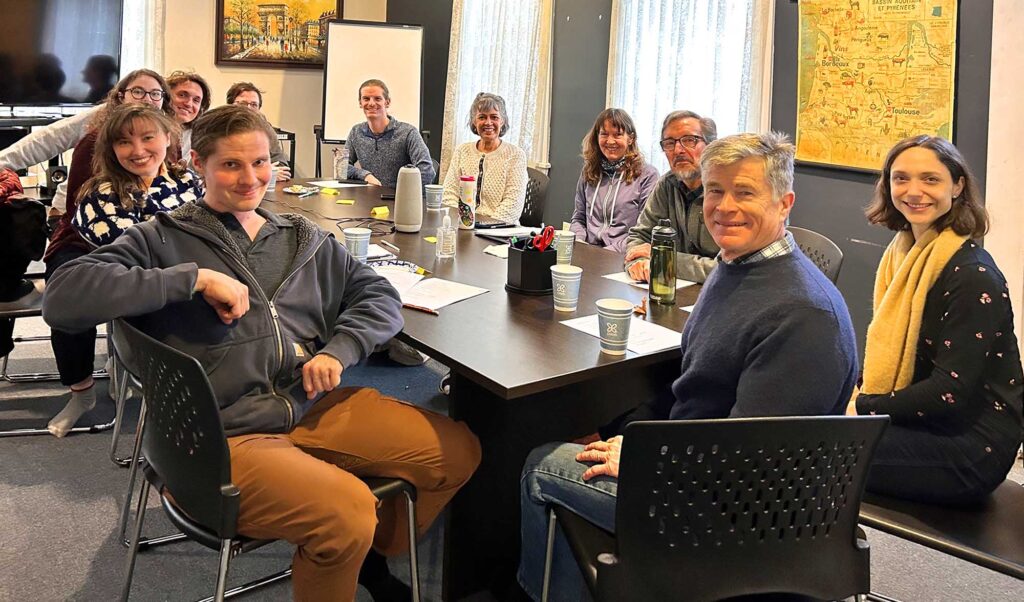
[650, 219, 677, 304]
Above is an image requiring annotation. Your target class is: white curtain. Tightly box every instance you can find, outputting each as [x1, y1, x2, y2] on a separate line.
[39, 0, 122, 100]
[440, 0, 550, 175]
[607, 0, 773, 173]
[121, 0, 166, 76]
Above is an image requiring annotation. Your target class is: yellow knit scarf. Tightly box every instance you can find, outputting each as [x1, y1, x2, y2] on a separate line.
[861, 228, 968, 394]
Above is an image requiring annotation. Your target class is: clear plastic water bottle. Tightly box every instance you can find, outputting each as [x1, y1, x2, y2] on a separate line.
[332, 145, 350, 181]
[650, 219, 677, 305]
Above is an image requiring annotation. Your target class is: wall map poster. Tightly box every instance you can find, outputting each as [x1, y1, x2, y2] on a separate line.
[796, 0, 958, 171]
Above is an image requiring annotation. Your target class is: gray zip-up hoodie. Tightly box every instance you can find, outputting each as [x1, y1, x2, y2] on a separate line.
[624, 174, 720, 283]
[43, 202, 403, 436]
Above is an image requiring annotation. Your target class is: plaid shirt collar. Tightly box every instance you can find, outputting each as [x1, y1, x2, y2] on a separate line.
[720, 230, 797, 265]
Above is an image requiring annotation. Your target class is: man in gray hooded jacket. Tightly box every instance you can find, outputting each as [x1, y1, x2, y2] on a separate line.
[43, 105, 479, 602]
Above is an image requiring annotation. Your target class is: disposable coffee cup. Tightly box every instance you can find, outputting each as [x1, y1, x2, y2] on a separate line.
[342, 227, 371, 262]
[554, 230, 575, 265]
[596, 298, 633, 355]
[550, 265, 583, 312]
[425, 184, 444, 210]
[267, 165, 277, 191]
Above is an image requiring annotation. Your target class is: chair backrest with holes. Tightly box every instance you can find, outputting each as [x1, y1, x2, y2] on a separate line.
[116, 318, 238, 538]
[789, 226, 844, 284]
[599, 416, 888, 601]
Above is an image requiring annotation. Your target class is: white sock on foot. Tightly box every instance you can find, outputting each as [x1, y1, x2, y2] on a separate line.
[47, 385, 97, 437]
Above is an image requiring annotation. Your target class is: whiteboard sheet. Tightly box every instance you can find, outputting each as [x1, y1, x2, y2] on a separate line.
[322, 21, 423, 141]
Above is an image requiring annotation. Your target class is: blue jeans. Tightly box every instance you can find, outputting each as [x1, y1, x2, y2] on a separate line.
[518, 442, 618, 602]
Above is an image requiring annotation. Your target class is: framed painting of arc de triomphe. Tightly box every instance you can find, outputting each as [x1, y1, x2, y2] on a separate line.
[216, 0, 341, 68]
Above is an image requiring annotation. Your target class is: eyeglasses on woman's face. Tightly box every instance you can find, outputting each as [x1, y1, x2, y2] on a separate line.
[125, 87, 165, 101]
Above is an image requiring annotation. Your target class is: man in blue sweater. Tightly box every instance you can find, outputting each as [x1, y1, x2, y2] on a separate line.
[516, 132, 858, 601]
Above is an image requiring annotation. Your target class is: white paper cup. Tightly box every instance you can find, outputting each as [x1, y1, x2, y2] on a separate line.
[342, 227, 371, 262]
[596, 298, 633, 355]
[550, 265, 583, 312]
[554, 230, 575, 265]
[425, 184, 444, 210]
[267, 165, 277, 191]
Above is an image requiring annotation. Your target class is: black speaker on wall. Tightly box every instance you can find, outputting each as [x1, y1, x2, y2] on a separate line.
[45, 165, 68, 191]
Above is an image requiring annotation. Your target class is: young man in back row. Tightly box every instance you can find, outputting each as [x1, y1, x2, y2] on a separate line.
[344, 78, 435, 188]
[44, 105, 480, 602]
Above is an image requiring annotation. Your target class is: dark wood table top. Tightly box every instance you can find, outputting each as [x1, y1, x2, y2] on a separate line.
[263, 180, 697, 400]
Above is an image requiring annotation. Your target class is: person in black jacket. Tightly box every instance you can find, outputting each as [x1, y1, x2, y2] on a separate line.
[853, 135, 1023, 505]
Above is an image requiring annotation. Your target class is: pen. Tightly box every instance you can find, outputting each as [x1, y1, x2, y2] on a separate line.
[380, 240, 401, 253]
[297, 190, 318, 198]
[403, 303, 439, 316]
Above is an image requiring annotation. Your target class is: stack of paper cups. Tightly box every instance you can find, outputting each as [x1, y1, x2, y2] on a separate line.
[550, 265, 583, 312]
[342, 227, 371, 262]
[554, 230, 575, 265]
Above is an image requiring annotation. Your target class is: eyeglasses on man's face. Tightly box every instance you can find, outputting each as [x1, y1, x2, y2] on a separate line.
[659, 135, 705, 151]
[126, 87, 165, 101]
[234, 100, 260, 109]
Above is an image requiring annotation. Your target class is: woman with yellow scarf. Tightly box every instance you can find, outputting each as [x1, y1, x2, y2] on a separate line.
[852, 136, 1022, 504]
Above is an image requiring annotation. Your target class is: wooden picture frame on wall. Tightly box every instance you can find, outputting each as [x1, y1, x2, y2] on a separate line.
[215, 0, 343, 69]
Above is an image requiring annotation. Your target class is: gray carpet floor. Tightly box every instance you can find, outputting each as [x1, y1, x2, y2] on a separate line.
[2, 316, 1023, 601]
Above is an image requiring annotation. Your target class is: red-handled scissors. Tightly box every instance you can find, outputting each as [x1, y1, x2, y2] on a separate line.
[531, 226, 555, 252]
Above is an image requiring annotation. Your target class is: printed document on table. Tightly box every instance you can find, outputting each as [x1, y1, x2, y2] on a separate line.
[560, 315, 681, 355]
[602, 272, 695, 290]
[402, 278, 489, 311]
[307, 180, 367, 188]
[366, 244, 396, 261]
[372, 266, 424, 297]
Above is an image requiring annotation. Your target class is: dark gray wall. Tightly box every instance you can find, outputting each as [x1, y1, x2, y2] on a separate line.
[771, 0, 992, 357]
[546, 0, 613, 227]
[386, 0, 453, 161]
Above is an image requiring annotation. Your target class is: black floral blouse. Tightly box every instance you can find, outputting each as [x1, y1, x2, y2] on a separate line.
[857, 240, 1023, 454]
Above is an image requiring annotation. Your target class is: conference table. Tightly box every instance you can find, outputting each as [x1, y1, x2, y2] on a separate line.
[263, 181, 699, 599]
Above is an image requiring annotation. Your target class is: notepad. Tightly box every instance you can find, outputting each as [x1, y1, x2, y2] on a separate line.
[372, 267, 489, 311]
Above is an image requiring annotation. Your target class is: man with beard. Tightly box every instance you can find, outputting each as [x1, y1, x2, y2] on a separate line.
[623, 110, 720, 283]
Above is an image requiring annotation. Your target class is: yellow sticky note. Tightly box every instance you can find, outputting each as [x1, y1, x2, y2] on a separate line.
[335, 199, 355, 205]
[424, 236, 437, 244]
[320, 188, 340, 195]
[370, 206, 390, 217]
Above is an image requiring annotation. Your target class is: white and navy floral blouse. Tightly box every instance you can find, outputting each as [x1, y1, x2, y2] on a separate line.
[857, 240, 1023, 455]
[73, 170, 202, 247]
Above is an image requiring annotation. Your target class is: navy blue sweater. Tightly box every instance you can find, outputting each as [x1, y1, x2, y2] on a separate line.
[602, 250, 857, 436]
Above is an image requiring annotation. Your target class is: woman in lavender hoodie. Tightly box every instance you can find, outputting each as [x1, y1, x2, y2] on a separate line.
[569, 108, 659, 252]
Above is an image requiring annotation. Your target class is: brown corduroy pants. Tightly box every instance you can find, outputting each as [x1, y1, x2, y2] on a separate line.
[226, 387, 481, 601]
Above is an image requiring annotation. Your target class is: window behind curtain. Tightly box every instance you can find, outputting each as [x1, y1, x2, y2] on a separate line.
[441, 0, 547, 173]
[608, 0, 768, 173]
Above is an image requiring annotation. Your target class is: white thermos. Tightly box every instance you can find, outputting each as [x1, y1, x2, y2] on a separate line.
[394, 165, 423, 233]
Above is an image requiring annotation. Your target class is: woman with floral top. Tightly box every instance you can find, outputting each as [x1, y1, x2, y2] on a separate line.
[45, 104, 202, 437]
[853, 135, 1022, 505]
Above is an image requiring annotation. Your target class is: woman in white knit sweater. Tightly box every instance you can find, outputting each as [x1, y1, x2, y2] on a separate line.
[442, 93, 528, 224]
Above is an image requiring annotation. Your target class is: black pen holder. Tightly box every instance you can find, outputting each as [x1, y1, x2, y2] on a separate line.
[506, 244, 557, 295]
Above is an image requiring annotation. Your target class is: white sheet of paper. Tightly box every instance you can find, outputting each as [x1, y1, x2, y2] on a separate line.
[366, 244, 397, 261]
[476, 226, 536, 238]
[483, 244, 509, 259]
[402, 278, 489, 311]
[602, 272, 695, 290]
[307, 180, 367, 188]
[560, 315, 681, 355]
[372, 266, 424, 297]
[681, 305, 696, 313]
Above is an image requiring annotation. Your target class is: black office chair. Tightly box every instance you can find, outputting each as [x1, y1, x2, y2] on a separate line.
[789, 226, 844, 284]
[117, 319, 421, 602]
[520, 167, 550, 227]
[542, 415, 889, 602]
